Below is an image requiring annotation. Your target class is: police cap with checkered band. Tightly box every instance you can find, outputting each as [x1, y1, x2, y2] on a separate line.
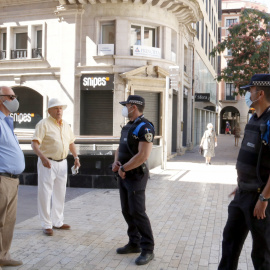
[119, 95, 145, 107]
[240, 74, 270, 91]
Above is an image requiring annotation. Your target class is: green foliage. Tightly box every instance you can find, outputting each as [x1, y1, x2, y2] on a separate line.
[211, 8, 270, 96]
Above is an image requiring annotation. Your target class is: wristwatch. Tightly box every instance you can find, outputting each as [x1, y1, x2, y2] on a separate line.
[259, 194, 270, 202]
[120, 165, 126, 172]
[74, 156, 80, 160]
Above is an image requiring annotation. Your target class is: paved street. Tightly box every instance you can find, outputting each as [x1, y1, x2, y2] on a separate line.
[7, 134, 253, 270]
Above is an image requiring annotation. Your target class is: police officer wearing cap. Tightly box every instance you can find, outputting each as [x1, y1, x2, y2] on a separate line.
[112, 95, 155, 265]
[219, 74, 270, 270]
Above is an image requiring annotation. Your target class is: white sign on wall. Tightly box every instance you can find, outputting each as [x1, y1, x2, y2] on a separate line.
[98, 44, 114, 55]
[133, 45, 161, 58]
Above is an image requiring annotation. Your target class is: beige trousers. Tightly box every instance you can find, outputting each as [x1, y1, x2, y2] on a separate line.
[0, 176, 19, 260]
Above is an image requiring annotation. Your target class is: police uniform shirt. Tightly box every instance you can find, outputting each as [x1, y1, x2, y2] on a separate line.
[118, 116, 155, 168]
[236, 106, 270, 186]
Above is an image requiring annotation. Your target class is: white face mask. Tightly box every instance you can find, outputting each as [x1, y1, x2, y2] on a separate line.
[122, 106, 129, 118]
[245, 91, 260, 108]
[3, 98, 19, 113]
[121, 106, 134, 118]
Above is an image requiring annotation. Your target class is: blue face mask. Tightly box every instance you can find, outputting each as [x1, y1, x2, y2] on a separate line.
[245, 91, 260, 108]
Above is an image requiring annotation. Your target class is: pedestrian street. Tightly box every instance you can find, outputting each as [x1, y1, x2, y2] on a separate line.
[8, 135, 253, 270]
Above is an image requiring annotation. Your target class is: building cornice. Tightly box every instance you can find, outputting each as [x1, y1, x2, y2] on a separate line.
[57, 0, 203, 25]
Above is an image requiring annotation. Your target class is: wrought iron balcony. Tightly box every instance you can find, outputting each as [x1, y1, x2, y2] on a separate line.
[32, 48, 42, 58]
[0, 50, 6, 60]
[11, 49, 27, 59]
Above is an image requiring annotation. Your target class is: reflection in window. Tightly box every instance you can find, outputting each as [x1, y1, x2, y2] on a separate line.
[131, 25, 141, 45]
[101, 22, 115, 44]
[144, 27, 155, 47]
[131, 25, 156, 47]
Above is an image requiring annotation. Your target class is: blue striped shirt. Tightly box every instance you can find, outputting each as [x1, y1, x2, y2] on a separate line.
[0, 111, 25, 174]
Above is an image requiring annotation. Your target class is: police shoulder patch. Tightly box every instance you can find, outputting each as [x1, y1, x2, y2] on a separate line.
[145, 132, 153, 142]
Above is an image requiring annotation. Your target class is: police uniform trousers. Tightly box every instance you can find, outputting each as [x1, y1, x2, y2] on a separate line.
[37, 158, 67, 229]
[0, 176, 19, 261]
[118, 171, 154, 252]
[218, 189, 270, 270]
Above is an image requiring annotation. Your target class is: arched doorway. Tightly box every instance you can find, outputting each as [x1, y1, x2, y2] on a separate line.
[220, 106, 240, 134]
[11, 86, 43, 129]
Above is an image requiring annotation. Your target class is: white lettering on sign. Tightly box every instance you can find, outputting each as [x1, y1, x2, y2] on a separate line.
[10, 113, 33, 124]
[83, 76, 110, 88]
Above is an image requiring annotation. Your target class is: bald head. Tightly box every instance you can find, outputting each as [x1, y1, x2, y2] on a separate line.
[0, 86, 17, 116]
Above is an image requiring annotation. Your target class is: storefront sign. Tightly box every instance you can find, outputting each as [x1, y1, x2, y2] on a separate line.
[169, 66, 179, 90]
[133, 45, 161, 59]
[195, 93, 210, 102]
[81, 74, 114, 90]
[98, 44, 114, 55]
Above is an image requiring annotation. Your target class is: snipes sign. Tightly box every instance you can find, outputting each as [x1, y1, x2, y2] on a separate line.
[81, 74, 114, 90]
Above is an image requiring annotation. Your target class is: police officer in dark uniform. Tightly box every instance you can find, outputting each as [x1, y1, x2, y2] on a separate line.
[112, 95, 155, 266]
[218, 74, 270, 270]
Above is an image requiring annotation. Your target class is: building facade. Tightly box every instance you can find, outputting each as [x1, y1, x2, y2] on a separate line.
[219, 0, 268, 134]
[0, 0, 218, 160]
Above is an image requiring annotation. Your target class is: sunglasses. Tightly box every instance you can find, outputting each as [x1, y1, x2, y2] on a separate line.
[0, 95, 18, 100]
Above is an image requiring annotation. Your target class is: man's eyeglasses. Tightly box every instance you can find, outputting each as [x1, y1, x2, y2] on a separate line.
[0, 95, 18, 100]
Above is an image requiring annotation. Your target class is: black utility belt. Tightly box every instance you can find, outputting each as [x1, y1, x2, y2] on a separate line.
[0, 172, 20, 179]
[128, 167, 143, 175]
[48, 158, 65, 162]
[238, 182, 265, 193]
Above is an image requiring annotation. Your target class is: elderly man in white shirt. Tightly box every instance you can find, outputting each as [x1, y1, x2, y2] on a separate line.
[31, 98, 80, 236]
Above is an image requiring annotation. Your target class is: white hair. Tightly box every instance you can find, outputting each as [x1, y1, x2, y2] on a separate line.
[207, 123, 213, 129]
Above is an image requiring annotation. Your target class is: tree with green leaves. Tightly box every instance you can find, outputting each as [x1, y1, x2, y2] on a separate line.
[211, 8, 270, 96]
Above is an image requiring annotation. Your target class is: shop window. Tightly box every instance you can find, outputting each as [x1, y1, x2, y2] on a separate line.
[101, 22, 115, 44]
[0, 32, 6, 60]
[184, 45, 188, 73]
[201, 19, 204, 48]
[196, 22, 199, 40]
[12, 31, 27, 59]
[98, 22, 115, 55]
[226, 83, 235, 100]
[33, 29, 42, 58]
[171, 30, 177, 62]
[205, 25, 208, 55]
[130, 25, 156, 47]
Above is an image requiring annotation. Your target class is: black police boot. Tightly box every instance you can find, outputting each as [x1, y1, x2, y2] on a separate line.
[135, 250, 154, 265]
[116, 244, 141, 254]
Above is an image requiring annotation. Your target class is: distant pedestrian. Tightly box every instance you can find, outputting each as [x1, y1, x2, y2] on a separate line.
[225, 121, 231, 135]
[218, 74, 270, 270]
[200, 123, 217, 165]
[112, 95, 155, 265]
[31, 98, 80, 236]
[0, 86, 25, 267]
[233, 122, 241, 147]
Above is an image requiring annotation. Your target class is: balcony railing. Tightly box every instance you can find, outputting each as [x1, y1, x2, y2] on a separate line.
[0, 50, 6, 60]
[32, 48, 42, 58]
[11, 49, 27, 59]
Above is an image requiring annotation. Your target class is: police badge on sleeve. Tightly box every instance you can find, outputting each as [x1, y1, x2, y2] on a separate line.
[145, 128, 153, 142]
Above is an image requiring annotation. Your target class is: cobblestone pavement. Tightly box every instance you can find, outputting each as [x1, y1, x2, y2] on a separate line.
[7, 135, 253, 270]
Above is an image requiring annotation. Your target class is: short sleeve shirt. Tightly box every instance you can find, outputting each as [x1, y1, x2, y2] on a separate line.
[32, 116, 75, 160]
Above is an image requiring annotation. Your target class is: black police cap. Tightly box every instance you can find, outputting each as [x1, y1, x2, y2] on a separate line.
[119, 95, 145, 106]
[240, 74, 270, 90]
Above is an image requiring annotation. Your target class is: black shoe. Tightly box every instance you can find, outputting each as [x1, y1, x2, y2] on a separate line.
[116, 244, 141, 254]
[135, 251, 154, 265]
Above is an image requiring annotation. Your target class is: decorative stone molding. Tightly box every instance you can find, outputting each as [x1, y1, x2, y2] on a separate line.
[54, 4, 85, 21]
[57, 0, 203, 25]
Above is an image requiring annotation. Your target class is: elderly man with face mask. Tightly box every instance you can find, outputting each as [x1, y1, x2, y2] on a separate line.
[31, 98, 80, 236]
[112, 95, 155, 266]
[0, 86, 25, 267]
